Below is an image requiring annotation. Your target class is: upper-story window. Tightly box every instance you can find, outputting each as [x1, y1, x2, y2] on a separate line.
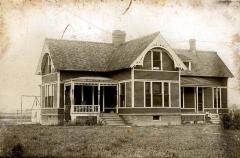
[141, 48, 175, 71]
[183, 61, 191, 71]
[42, 54, 54, 75]
[153, 51, 161, 70]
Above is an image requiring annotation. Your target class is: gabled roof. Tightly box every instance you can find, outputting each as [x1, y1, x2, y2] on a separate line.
[39, 32, 163, 72]
[175, 49, 233, 77]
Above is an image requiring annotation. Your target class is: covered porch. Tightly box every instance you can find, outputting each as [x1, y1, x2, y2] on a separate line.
[64, 77, 118, 122]
[180, 77, 228, 114]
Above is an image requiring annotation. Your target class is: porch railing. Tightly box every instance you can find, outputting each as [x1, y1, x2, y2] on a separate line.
[73, 105, 100, 113]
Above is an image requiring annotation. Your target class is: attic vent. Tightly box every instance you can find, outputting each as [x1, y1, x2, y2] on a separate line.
[112, 30, 126, 47]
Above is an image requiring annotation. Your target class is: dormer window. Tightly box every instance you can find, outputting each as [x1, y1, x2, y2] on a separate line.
[184, 61, 191, 71]
[152, 51, 162, 70]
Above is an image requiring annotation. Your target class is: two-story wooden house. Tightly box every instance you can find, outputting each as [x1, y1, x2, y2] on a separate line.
[35, 30, 233, 125]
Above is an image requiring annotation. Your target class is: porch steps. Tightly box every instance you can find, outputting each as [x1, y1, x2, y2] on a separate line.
[209, 113, 221, 124]
[100, 113, 126, 126]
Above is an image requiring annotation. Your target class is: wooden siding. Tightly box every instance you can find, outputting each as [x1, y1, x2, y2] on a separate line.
[184, 87, 194, 108]
[181, 76, 228, 87]
[162, 51, 175, 71]
[60, 71, 107, 81]
[171, 83, 179, 107]
[142, 51, 151, 69]
[204, 87, 213, 108]
[42, 73, 58, 83]
[118, 108, 181, 114]
[134, 81, 144, 107]
[126, 82, 132, 107]
[108, 69, 131, 81]
[41, 108, 64, 115]
[134, 70, 179, 80]
[181, 109, 195, 113]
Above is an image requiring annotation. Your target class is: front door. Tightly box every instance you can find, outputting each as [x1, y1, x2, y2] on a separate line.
[100, 86, 117, 113]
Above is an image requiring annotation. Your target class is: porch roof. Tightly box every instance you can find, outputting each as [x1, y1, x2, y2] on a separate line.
[181, 77, 226, 87]
[64, 76, 117, 84]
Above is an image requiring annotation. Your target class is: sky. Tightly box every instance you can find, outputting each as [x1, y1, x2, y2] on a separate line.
[0, 0, 240, 112]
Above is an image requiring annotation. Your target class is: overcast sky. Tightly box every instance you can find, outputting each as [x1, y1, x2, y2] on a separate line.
[0, 0, 240, 112]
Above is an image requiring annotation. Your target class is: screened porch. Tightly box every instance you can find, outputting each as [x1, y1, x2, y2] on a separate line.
[64, 78, 118, 121]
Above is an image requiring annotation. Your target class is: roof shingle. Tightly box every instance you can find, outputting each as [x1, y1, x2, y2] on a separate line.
[175, 49, 233, 77]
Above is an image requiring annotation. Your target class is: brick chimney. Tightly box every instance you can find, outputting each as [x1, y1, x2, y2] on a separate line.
[189, 39, 196, 53]
[112, 30, 126, 47]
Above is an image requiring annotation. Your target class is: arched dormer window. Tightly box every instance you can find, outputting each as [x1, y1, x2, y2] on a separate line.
[41, 54, 54, 75]
[139, 48, 176, 71]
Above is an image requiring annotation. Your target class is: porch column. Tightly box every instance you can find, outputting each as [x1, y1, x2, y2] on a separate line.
[196, 87, 198, 113]
[116, 85, 119, 113]
[103, 86, 105, 112]
[70, 81, 74, 114]
[194, 87, 196, 112]
[92, 86, 94, 112]
[98, 84, 100, 112]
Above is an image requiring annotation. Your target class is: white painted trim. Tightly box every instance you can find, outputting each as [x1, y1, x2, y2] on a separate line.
[202, 88, 205, 112]
[194, 87, 196, 112]
[162, 82, 164, 107]
[98, 84, 100, 107]
[130, 33, 187, 70]
[150, 82, 153, 107]
[125, 82, 126, 107]
[216, 88, 218, 113]
[118, 107, 179, 109]
[41, 72, 58, 77]
[131, 68, 135, 107]
[180, 108, 195, 109]
[182, 87, 185, 108]
[103, 86, 105, 112]
[169, 82, 171, 108]
[92, 86, 94, 106]
[57, 72, 60, 108]
[220, 88, 222, 108]
[178, 70, 181, 108]
[160, 50, 163, 70]
[151, 50, 153, 70]
[212, 87, 214, 109]
[196, 87, 198, 113]
[116, 85, 119, 113]
[143, 81, 146, 107]
[118, 80, 132, 83]
[134, 69, 179, 73]
[134, 79, 179, 83]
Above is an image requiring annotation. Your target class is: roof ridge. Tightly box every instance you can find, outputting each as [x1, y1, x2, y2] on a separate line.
[174, 48, 217, 54]
[46, 38, 112, 45]
[123, 32, 160, 44]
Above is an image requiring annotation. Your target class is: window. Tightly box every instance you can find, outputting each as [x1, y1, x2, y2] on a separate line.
[152, 82, 162, 107]
[145, 82, 171, 107]
[153, 51, 161, 70]
[214, 88, 222, 108]
[120, 83, 125, 107]
[153, 115, 161, 120]
[183, 61, 191, 71]
[164, 83, 169, 107]
[44, 84, 56, 108]
[145, 82, 151, 107]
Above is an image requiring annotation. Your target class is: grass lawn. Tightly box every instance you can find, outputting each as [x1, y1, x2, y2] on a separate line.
[0, 124, 240, 158]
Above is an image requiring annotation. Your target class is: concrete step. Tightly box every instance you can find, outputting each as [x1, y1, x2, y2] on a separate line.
[101, 113, 126, 126]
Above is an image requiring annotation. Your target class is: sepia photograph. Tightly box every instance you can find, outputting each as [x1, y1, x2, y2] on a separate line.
[0, 0, 240, 157]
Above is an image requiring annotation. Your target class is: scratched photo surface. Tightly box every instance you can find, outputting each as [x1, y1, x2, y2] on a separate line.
[0, 0, 240, 157]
